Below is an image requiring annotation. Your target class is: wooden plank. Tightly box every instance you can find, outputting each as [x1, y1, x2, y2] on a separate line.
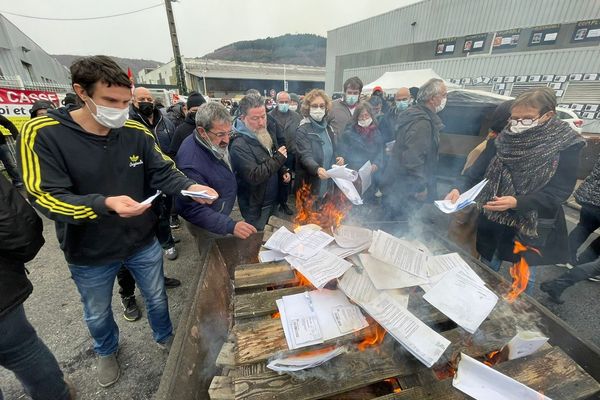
[267, 215, 295, 230]
[216, 342, 236, 368]
[208, 376, 234, 400]
[234, 262, 296, 290]
[233, 319, 379, 365]
[234, 286, 308, 319]
[234, 346, 419, 400]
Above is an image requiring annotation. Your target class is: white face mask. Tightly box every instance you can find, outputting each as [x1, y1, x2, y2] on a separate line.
[509, 121, 538, 134]
[310, 109, 326, 122]
[358, 118, 372, 128]
[435, 97, 447, 113]
[86, 97, 129, 129]
[289, 104, 298, 112]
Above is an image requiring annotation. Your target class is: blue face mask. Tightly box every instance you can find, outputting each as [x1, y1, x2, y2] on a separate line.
[396, 100, 410, 111]
[345, 94, 359, 106]
[278, 103, 289, 113]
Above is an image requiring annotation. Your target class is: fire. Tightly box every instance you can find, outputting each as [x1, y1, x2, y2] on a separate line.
[294, 183, 351, 230]
[483, 350, 502, 367]
[505, 241, 541, 302]
[433, 361, 457, 380]
[294, 271, 313, 287]
[271, 311, 280, 319]
[290, 345, 338, 359]
[357, 322, 386, 351]
[384, 378, 402, 393]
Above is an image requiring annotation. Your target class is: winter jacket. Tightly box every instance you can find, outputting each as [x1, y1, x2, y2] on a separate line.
[295, 117, 338, 196]
[168, 113, 196, 157]
[16, 108, 195, 266]
[338, 123, 384, 171]
[575, 156, 600, 208]
[381, 104, 443, 201]
[269, 108, 302, 153]
[0, 175, 44, 318]
[166, 103, 186, 129]
[328, 100, 355, 137]
[230, 119, 287, 225]
[129, 105, 175, 153]
[0, 115, 19, 145]
[175, 133, 237, 235]
[461, 138, 583, 264]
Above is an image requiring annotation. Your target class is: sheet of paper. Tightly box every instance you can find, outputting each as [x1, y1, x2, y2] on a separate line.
[426, 253, 485, 286]
[423, 269, 498, 334]
[325, 242, 369, 259]
[267, 346, 348, 372]
[311, 289, 369, 339]
[364, 292, 450, 368]
[507, 331, 549, 360]
[337, 266, 380, 305]
[326, 165, 358, 181]
[360, 253, 428, 290]
[180, 189, 218, 200]
[368, 230, 429, 278]
[141, 190, 162, 205]
[453, 353, 552, 400]
[358, 161, 372, 194]
[332, 177, 363, 205]
[434, 179, 488, 214]
[277, 298, 323, 350]
[333, 225, 373, 249]
[285, 250, 352, 288]
[264, 226, 297, 252]
[265, 226, 334, 260]
[258, 249, 287, 263]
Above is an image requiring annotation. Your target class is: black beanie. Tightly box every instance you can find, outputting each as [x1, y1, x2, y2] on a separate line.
[30, 100, 55, 117]
[187, 91, 206, 109]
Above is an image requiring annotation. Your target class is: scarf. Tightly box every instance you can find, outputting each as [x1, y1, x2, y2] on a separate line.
[476, 118, 584, 237]
[356, 123, 377, 140]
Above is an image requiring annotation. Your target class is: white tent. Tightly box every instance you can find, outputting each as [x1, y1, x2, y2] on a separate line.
[363, 68, 459, 94]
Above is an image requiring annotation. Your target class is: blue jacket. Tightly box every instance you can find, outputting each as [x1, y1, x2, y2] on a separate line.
[175, 133, 237, 235]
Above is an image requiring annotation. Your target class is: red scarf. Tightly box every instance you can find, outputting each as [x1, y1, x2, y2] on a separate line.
[356, 123, 377, 140]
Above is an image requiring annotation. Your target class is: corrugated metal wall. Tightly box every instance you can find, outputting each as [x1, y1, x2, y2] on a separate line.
[326, 0, 600, 92]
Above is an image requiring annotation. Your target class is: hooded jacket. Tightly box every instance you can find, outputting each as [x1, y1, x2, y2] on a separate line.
[381, 103, 443, 200]
[129, 105, 175, 152]
[230, 119, 286, 224]
[175, 132, 238, 235]
[16, 107, 195, 266]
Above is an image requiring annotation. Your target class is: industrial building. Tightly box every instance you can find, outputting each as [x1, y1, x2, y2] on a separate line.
[325, 0, 600, 121]
[138, 58, 325, 98]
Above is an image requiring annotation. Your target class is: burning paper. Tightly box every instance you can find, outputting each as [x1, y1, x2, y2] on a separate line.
[434, 179, 488, 214]
[423, 269, 498, 334]
[327, 165, 363, 205]
[285, 250, 352, 289]
[359, 253, 428, 290]
[337, 266, 380, 305]
[267, 346, 348, 372]
[265, 226, 334, 260]
[333, 225, 373, 249]
[325, 242, 370, 259]
[363, 292, 450, 368]
[506, 331, 549, 360]
[453, 353, 552, 400]
[368, 230, 429, 278]
[276, 289, 369, 350]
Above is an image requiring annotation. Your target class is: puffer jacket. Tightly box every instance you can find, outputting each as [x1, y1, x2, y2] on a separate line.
[129, 105, 175, 152]
[575, 157, 600, 208]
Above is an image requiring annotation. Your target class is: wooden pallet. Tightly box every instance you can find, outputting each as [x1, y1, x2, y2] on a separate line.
[209, 216, 600, 400]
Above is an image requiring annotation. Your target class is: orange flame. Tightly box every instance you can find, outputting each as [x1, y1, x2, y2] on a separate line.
[483, 350, 502, 367]
[294, 183, 351, 230]
[505, 241, 541, 302]
[289, 345, 338, 359]
[294, 271, 313, 288]
[357, 322, 386, 351]
[384, 378, 402, 393]
[433, 361, 457, 380]
[271, 311, 280, 319]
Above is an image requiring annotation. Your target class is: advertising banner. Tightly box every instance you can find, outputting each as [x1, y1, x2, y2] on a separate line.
[0, 88, 60, 136]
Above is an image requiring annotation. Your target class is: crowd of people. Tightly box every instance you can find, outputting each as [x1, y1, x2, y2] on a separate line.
[1, 54, 599, 399]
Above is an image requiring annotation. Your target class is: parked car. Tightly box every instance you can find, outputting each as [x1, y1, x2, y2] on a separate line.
[556, 107, 584, 134]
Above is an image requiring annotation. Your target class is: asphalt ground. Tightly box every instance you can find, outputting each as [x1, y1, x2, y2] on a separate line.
[1, 200, 598, 399]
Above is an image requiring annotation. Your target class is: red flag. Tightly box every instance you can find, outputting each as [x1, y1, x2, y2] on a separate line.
[127, 67, 135, 94]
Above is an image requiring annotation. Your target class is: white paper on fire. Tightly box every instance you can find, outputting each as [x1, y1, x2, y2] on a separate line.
[453, 353, 552, 400]
[265, 226, 334, 260]
[276, 289, 369, 350]
[368, 230, 429, 278]
[363, 292, 450, 368]
[285, 250, 353, 289]
[326, 165, 363, 205]
[434, 179, 488, 214]
[423, 269, 498, 334]
[267, 346, 349, 372]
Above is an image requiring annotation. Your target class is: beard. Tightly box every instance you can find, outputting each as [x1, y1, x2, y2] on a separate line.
[255, 128, 273, 151]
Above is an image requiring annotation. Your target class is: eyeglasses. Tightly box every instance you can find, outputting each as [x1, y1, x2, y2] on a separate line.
[207, 130, 232, 138]
[310, 103, 326, 110]
[508, 115, 544, 127]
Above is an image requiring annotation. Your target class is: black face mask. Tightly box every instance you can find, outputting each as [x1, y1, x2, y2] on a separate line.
[138, 101, 154, 117]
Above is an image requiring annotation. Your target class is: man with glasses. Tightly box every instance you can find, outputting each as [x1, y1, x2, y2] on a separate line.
[176, 102, 257, 248]
[230, 94, 290, 230]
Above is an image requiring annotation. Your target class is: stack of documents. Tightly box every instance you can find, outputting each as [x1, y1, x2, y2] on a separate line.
[267, 346, 348, 372]
[453, 353, 552, 400]
[434, 179, 488, 214]
[180, 189, 218, 200]
[276, 289, 369, 350]
[258, 249, 287, 263]
[325, 225, 373, 258]
[327, 165, 363, 205]
[285, 250, 352, 289]
[368, 230, 429, 279]
[265, 226, 334, 260]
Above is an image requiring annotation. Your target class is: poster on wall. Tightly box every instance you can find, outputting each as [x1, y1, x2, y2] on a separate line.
[529, 24, 560, 46]
[463, 33, 487, 53]
[493, 29, 520, 49]
[0, 88, 60, 136]
[435, 37, 457, 56]
[572, 19, 600, 43]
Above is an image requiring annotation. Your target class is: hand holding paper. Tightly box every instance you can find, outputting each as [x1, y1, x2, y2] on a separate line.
[435, 179, 488, 214]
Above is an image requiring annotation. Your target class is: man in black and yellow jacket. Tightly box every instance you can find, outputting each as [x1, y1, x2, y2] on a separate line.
[16, 55, 218, 388]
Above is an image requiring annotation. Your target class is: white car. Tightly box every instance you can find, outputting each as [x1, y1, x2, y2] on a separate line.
[556, 107, 584, 134]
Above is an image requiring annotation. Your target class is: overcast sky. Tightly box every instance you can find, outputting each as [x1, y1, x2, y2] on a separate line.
[2, 0, 418, 63]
